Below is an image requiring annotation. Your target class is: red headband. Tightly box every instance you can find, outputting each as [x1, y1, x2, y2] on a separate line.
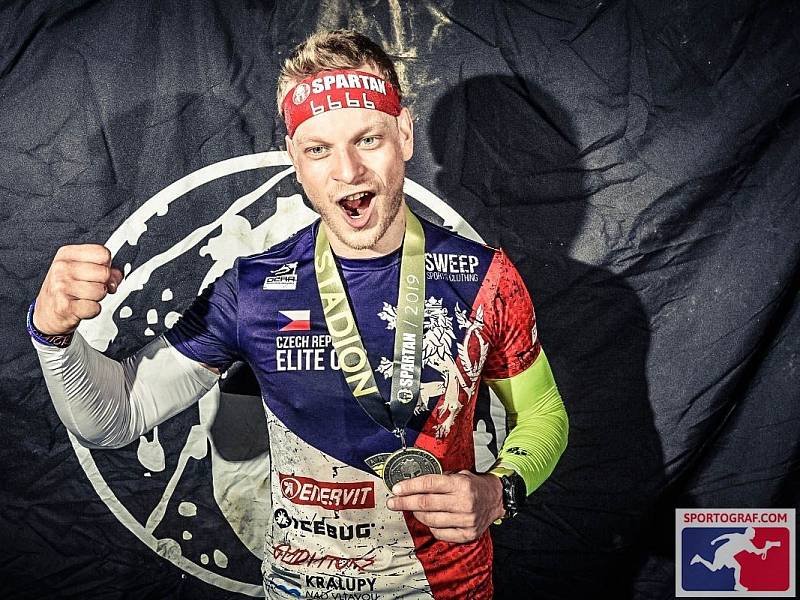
[282, 69, 402, 137]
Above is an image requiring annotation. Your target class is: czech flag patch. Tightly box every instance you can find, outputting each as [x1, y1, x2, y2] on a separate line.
[278, 310, 311, 332]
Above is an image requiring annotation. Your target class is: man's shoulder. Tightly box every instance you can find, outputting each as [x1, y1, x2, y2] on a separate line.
[417, 213, 507, 293]
[418, 213, 499, 261]
[236, 220, 318, 271]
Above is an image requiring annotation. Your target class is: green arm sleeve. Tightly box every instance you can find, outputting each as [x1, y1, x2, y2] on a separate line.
[485, 349, 569, 495]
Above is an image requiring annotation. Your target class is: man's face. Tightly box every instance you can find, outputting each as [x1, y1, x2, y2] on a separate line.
[286, 70, 413, 255]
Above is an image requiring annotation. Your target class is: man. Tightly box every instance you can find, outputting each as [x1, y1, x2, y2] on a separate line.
[690, 527, 781, 592]
[28, 30, 568, 599]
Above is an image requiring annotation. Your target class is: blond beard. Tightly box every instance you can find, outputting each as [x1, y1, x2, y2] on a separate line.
[315, 189, 405, 252]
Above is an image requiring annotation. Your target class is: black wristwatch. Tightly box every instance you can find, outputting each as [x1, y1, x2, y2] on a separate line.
[499, 471, 527, 520]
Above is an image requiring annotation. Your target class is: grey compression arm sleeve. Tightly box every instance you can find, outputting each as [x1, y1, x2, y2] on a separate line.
[32, 332, 219, 449]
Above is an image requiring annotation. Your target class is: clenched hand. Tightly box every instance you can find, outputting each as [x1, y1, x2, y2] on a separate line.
[34, 244, 123, 335]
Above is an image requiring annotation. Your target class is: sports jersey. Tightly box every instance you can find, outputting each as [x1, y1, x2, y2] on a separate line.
[165, 214, 541, 599]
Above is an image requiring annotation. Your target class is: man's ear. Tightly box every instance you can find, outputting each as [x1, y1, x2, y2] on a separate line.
[397, 107, 414, 162]
[286, 134, 302, 184]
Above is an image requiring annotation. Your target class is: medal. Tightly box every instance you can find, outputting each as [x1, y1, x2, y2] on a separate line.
[383, 447, 443, 490]
[316, 206, 442, 487]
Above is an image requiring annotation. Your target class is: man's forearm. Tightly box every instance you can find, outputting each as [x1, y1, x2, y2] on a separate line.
[486, 350, 569, 494]
[32, 332, 219, 448]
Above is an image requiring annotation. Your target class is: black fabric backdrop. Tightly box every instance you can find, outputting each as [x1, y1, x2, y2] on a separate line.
[1, 1, 798, 598]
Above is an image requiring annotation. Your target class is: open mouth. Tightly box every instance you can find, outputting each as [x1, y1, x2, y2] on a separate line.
[338, 191, 375, 225]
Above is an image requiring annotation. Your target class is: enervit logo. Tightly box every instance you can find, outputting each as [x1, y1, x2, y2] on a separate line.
[676, 508, 795, 597]
[279, 474, 375, 510]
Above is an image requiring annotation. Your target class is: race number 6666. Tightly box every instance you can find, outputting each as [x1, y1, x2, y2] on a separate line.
[311, 92, 376, 114]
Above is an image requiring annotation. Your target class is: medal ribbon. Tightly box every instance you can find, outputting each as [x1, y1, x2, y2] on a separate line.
[314, 206, 425, 444]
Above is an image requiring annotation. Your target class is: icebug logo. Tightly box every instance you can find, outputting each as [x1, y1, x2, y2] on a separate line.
[70, 151, 492, 594]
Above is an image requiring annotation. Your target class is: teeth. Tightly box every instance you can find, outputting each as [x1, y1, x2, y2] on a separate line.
[342, 191, 369, 202]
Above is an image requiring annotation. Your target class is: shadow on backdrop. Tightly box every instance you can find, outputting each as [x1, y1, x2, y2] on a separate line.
[430, 75, 667, 599]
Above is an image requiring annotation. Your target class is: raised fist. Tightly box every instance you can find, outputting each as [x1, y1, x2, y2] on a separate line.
[33, 244, 124, 335]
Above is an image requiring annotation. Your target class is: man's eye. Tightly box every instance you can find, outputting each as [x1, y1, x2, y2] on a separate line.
[306, 146, 327, 156]
[360, 136, 379, 147]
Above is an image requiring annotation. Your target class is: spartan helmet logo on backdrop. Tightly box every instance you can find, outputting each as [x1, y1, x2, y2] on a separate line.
[72, 151, 502, 594]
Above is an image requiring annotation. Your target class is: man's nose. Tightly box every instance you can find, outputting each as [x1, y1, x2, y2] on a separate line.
[331, 147, 366, 184]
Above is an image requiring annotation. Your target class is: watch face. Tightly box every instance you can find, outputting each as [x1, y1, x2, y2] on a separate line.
[501, 475, 518, 515]
[502, 472, 526, 518]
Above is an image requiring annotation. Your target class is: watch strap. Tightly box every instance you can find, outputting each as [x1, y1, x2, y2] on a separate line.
[27, 301, 74, 348]
[490, 467, 525, 524]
